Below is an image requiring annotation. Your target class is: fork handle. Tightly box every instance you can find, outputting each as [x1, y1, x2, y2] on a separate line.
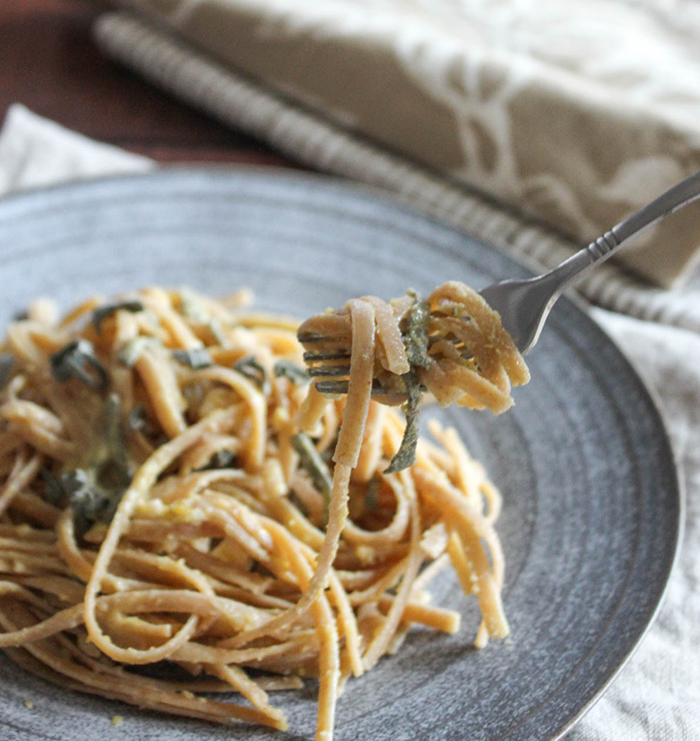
[612, 168, 700, 246]
[588, 168, 700, 264]
[580, 168, 700, 268]
[480, 169, 700, 355]
[548, 168, 700, 291]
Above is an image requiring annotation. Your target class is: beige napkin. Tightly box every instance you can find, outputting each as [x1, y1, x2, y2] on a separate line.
[104, 0, 700, 288]
[93, 10, 700, 336]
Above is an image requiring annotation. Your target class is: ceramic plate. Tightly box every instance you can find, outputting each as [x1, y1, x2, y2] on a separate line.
[0, 170, 680, 741]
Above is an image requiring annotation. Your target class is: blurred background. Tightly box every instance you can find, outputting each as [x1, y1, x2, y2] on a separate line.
[1, 0, 294, 166]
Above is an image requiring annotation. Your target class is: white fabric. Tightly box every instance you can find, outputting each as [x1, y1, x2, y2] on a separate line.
[93, 12, 700, 336]
[0, 106, 697, 739]
[110, 0, 700, 287]
[569, 311, 700, 741]
[0, 104, 153, 196]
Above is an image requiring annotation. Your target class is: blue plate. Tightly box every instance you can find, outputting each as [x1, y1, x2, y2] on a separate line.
[0, 169, 681, 741]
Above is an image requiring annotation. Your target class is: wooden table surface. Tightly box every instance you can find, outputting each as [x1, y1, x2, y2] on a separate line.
[1, 0, 298, 167]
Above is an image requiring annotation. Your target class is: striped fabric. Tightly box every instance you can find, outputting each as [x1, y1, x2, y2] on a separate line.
[94, 11, 700, 334]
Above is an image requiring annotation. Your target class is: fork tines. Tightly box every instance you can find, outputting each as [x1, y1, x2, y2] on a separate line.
[307, 365, 351, 377]
[300, 335, 392, 395]
[315, 379, 390, 395]
[303, 349, 351, 362]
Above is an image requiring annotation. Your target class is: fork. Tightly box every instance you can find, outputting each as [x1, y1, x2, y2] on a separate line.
[300, 169, 700, 394]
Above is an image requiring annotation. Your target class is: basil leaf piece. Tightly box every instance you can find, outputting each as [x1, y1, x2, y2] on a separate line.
[41, 469, 68, 506]
[196, 449, 237, 472]
[364, 477, 381, 511]
[41, 396, 133, 535]
[384, 371, 422, 474]
[93, 301, 144, 333]
[291, 432, 332, 519]
[178, 287, 210, 323]
[404, 290, 431, 369]
[173, 348, 213, 369]
[0, 354, 15, 391]
[50, 340, 107, 390]
[41, 468, 115, 535]
[65, 469, 110, 516]
[273, 359, 309, 385]
[234, 356, 269, 393]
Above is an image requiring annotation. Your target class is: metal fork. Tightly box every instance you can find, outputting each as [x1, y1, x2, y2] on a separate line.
[300, 169, 700, 393]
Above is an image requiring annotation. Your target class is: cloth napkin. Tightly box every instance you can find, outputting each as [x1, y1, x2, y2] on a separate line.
[0, 104, 153, 192]
[1, 96, 699, 741]
[92, 9, 700, 337]
[102, 0, 700, 290]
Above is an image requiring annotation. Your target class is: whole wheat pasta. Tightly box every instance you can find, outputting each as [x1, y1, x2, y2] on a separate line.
[0, 283, 526, 740]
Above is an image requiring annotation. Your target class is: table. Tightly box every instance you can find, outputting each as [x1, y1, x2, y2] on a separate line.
[1, 0, 298, 167]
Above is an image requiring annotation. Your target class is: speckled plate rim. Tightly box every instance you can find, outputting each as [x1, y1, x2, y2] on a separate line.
[0, 167, 684, 741]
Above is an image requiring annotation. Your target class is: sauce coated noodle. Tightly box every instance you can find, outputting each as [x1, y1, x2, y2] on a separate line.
[0, 284, 527, 740]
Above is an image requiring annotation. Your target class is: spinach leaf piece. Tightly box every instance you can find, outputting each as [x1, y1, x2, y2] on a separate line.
[93, 301, 144, 333]
[234, 356, 269, 393]
[50, 340, 107, 390]
[404, 290, 431, 368]
[273, 359, 309, 385]
[172, 348, 213, 369]
[291, 432, 332, 520]
[385, 371, 422, 474]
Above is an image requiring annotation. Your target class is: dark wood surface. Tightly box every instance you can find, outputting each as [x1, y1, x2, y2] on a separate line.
[1, 0, 298, 167]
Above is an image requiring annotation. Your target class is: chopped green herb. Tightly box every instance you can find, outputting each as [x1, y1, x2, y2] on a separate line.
[404, 291, 431, 369]
[234, 356, 269, 393]
[92, 301, 144, 333]
[65, 469, 109, 514]
[41, 468, 114, 534]
[179, 288, 227, 345]
[291, 433, 332, 519]
[41, 396, 133, 534]
[0, 354, 14, 391]
[64, 469, 115, 534]
[273, 359, 309, 385]
[102, 394, 131, 484]
[385, 371, 422, 473]
[41, 469, 67, 506]
[50, 340, 107, 390]
[364, 477, 380, 511]
[173, 347, 213, 369]
[197, 449, 237, 471]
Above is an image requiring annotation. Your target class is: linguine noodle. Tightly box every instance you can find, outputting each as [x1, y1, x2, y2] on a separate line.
[0, 284, 527, 740]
